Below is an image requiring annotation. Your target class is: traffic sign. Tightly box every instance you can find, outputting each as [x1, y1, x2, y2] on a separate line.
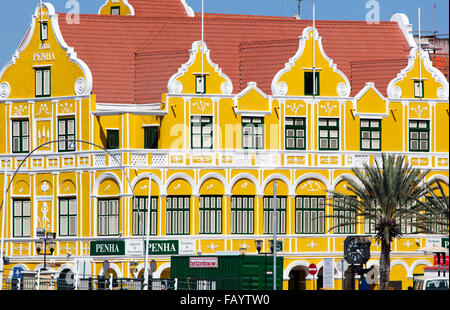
[12, 267, 22, 279]
[308, 263, 318, 276]
[336, 259, 349, 272]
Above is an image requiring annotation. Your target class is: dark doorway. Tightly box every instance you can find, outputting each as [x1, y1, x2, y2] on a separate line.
[288, 266, 307, 290]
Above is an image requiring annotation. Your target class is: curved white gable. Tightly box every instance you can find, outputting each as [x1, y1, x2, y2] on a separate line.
[271, 27, 351, 98]
[167, 41, 233, 95]
[0, 2, 93, 97]
[387, 47, 449, 100]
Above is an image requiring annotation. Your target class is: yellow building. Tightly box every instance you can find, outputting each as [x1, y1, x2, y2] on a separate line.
[0, 0, 448, 290]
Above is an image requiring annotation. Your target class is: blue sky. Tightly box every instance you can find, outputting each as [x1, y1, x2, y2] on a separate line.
[0, 0, 448, 67]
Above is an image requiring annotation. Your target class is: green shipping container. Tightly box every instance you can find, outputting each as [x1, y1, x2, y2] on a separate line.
[171, 255, 283, 290]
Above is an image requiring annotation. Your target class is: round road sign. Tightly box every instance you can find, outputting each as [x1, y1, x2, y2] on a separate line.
[308, 263, 318, 276]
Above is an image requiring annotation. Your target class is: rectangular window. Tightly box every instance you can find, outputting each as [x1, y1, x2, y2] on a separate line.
[263, 196, 286, 234]
[242, 117, 264, 149]
[166, 196, 190, 235]
[58, 118, 76, 152]
[98, 199, 119, 236]
[195, 75, 206, 94]
[318, 118, 339, 150]
[13, 199, 31, 237]
[230, 196, 254, 234]
[191, 116, 213, 149]
[106, 129, 119, 149]
[285, 117, 306, 150]
[35, 68, 51, 97]
[132, 196, 158, 236]
[409, 120, 429, 152]
[364, 207, 377, 234]
[295, 196, 325, 234]
[332, 196, 356, 234]
[59, 198, 77, 236]
[304, 71, 320, 96]
[414, 80, 424, 98]
[12, 119, 29, 153]
[144, 126, 159, 149]
[111, 6, 120, 15]
[40, 22, 48, 41]
[360, 119, 381, 151]
[199, 196, 222, 234]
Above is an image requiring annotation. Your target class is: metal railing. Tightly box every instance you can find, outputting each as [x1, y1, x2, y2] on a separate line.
[1, 273, 254, 291]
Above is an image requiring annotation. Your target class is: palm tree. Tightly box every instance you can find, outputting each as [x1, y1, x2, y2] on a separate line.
[324, 154, 430, 290]
[412, 179, 449, 235]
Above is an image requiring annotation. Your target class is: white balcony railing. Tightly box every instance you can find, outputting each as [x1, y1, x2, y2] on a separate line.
[1, 149, 448, 172]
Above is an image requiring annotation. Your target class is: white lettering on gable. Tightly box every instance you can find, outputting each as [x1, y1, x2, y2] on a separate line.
[33, 52, 56, 63]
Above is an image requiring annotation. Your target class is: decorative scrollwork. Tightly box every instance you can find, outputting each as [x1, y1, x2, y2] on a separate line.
[74, 77, 86, 95]
[276, 82, 288, 96]
[337, 83, 350, 97]
[0, 82, 11, 99]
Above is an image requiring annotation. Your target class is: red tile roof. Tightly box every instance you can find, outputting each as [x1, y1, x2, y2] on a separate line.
[430, 53, 449, 81]
[128, 0, 191, 17]
[58, 6, 412, 104]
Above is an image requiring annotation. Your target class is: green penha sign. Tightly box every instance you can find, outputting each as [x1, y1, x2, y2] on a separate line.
[90, 240, 125, 256]
[146, 240, 179, 255]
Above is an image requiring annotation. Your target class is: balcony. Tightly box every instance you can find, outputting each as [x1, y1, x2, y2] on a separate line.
[1, 149, 448, 172]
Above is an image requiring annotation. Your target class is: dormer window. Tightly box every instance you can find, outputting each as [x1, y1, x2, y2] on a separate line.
[195, 75, 206, 94]
[111, 6, 120, 15]
[40, 22, 48, 41]
[304, 71, 320, 96]
[414, 80, 424, 98]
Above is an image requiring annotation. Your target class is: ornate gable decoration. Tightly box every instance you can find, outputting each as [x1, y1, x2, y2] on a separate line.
[167, 41, 233, 96]
[353, 82, 389, 118]
[271, 27, 351, 98]
[0, 3, 93, 100]
[387, 47, 449, 100]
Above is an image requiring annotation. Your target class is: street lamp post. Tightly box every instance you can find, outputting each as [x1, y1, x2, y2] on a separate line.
[255, 239, 278, 290]
[35, 228, 56, 271]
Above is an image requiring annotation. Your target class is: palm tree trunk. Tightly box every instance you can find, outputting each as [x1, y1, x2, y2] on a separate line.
[379, 240, 391, 290]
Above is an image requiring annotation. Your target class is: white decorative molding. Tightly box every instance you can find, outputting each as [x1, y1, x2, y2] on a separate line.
[286, 102, 303, 114]
[390, 13, 417, 48]
[220, 82, 232, 95]
[410, 104, 428, 118]
[74, 77, 86, 95]
[437, 87, 448, 100]
[0, 81, 10, 99]
[388, 86, 402, 99]
[336, 83, 350, 97]
[167, 41, 233, 96]
[180, 0, 195, 17]
[271, 27, 351, 97]
[275, 82, 288, 96]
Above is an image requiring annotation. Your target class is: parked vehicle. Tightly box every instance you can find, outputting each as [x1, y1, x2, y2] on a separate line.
[412, 277, 449, 290]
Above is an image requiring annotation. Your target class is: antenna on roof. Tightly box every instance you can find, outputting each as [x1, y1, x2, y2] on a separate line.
[433, 4, 437, 35]
[418, 7, 422, 86]
[313, 3, 316, 97]
[201, 0, 204, 81]
[40, 0, 43, 22]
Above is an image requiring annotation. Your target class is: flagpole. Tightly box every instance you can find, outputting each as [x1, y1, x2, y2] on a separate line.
[418, 8, 422, 92]
[312, 3, 316, 97]
[201, 0, 204, 77]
